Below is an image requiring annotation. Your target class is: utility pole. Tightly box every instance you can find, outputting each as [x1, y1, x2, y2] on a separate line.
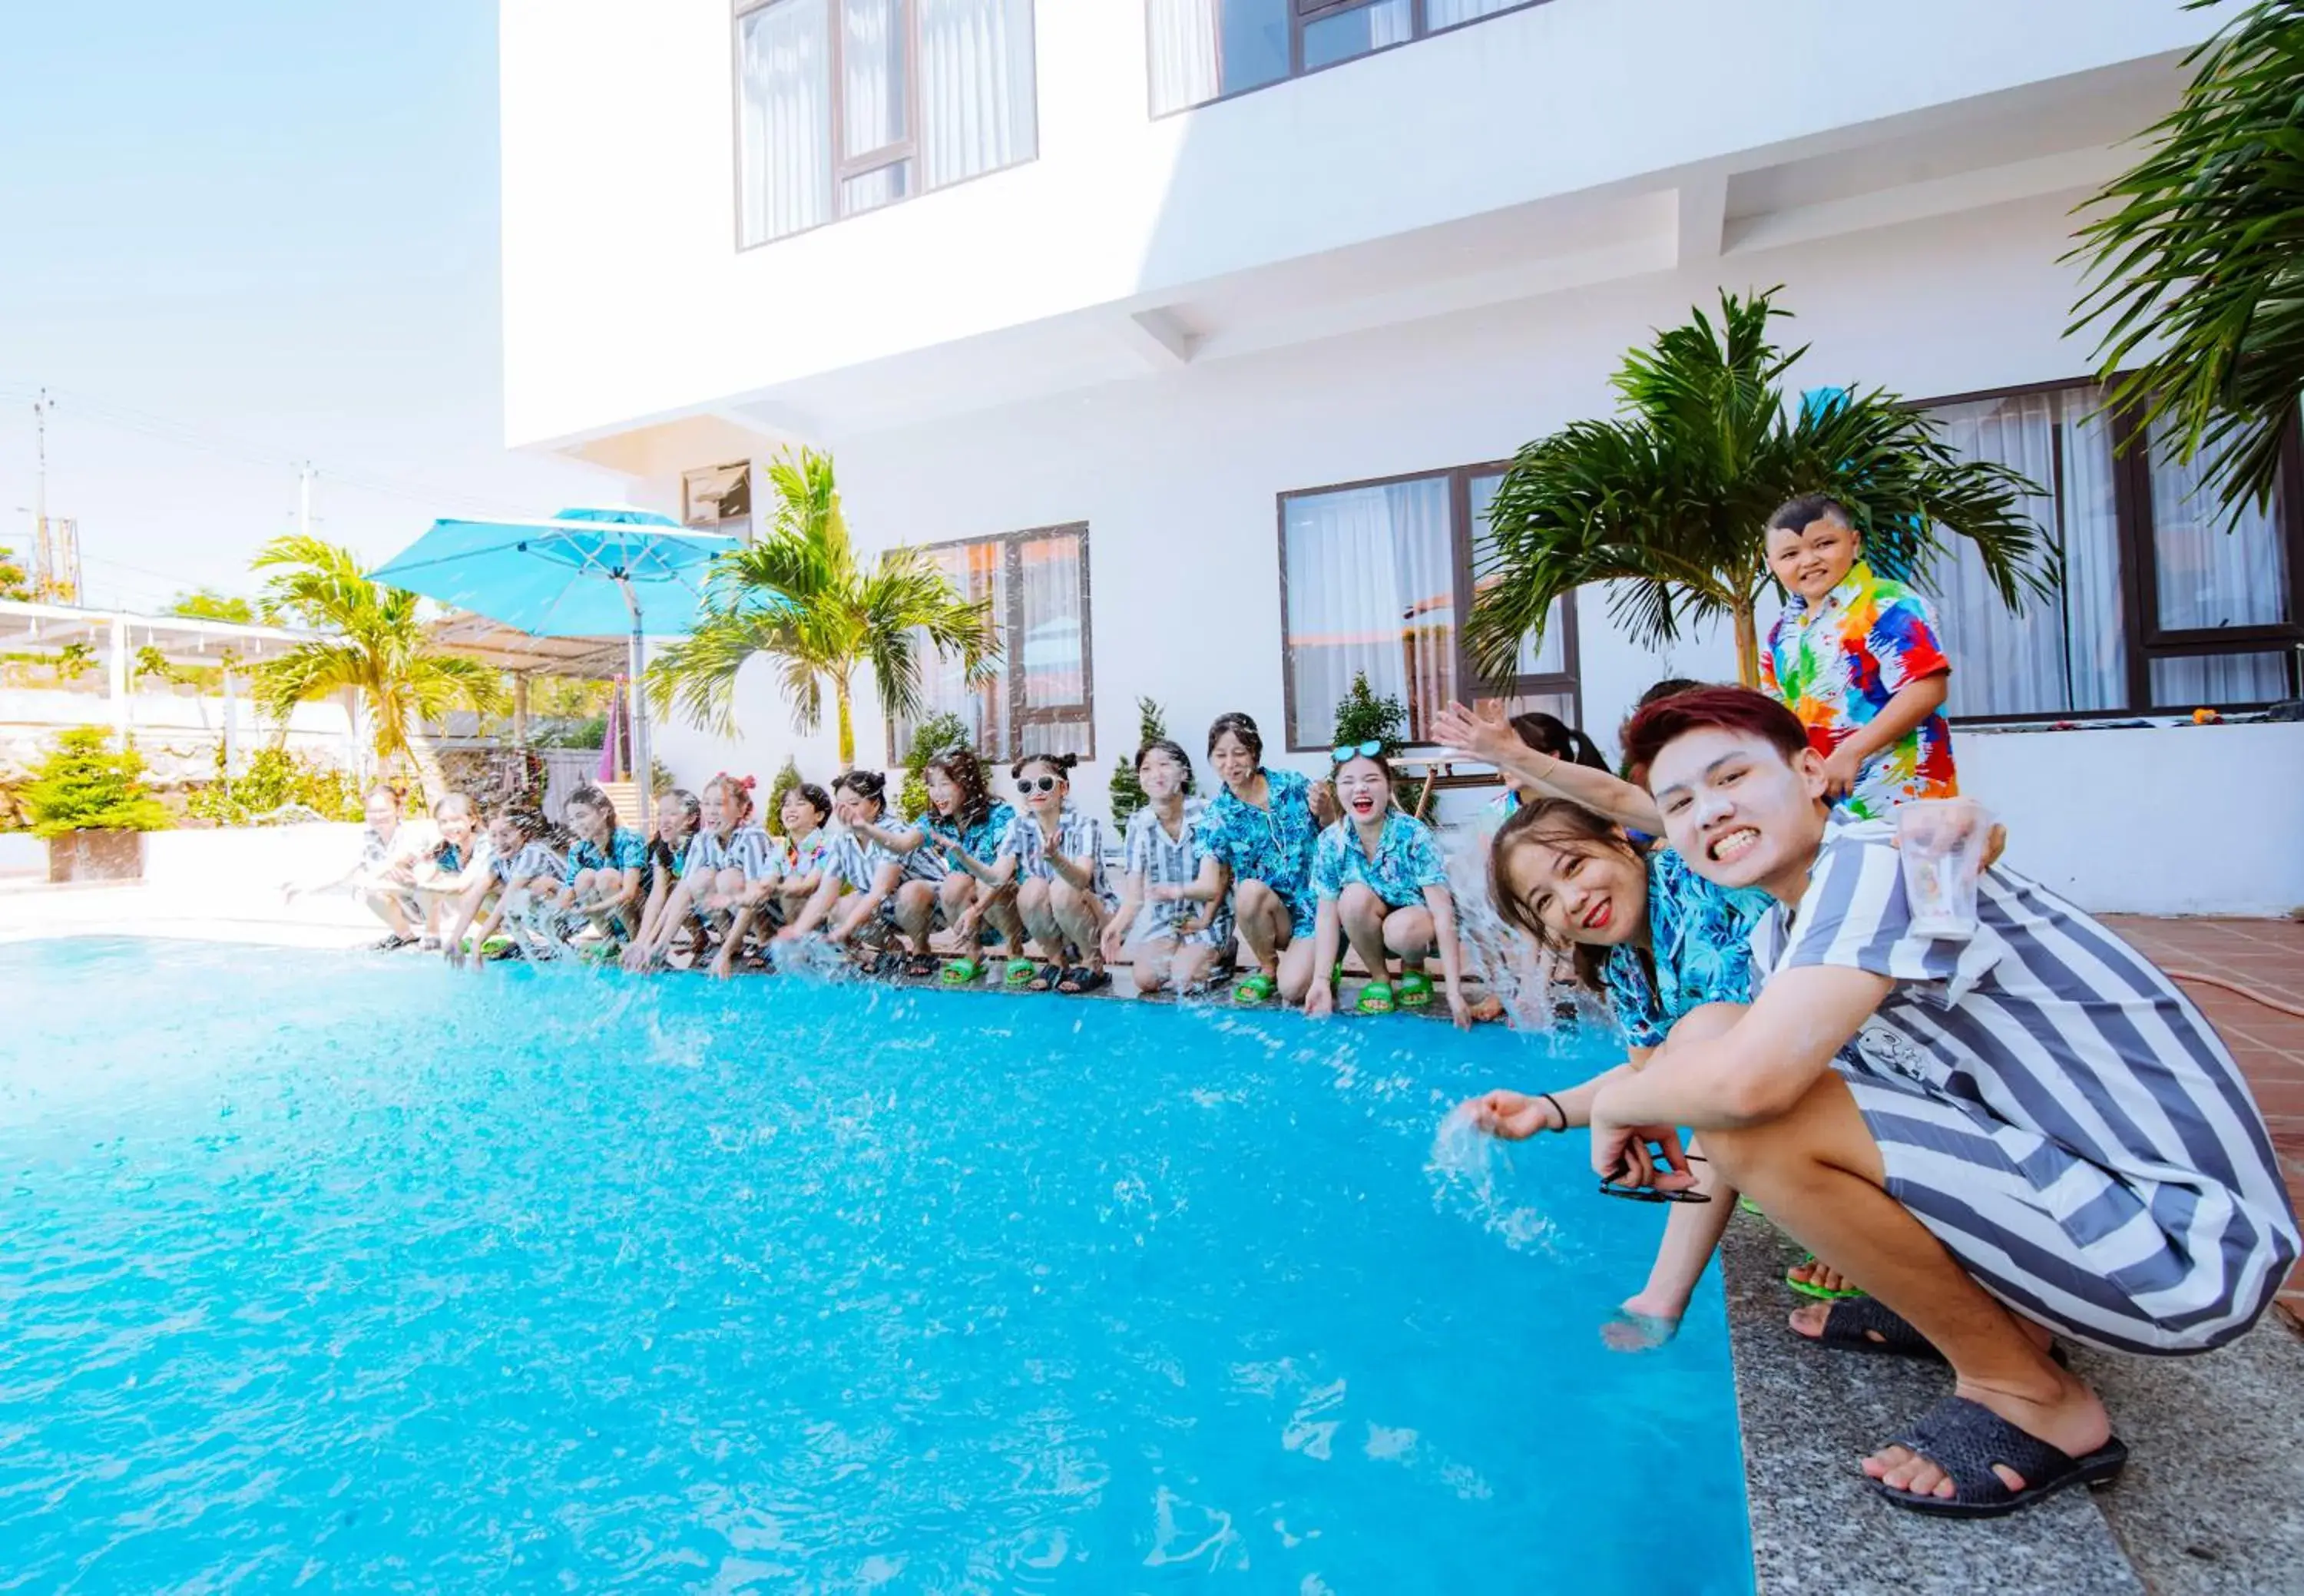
[30, 389, 49, 596]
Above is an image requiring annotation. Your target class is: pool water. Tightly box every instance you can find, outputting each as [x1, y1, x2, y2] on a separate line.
[0, 939, 1752, 1592]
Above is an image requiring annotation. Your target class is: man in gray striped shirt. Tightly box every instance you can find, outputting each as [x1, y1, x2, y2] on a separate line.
[1587, 687, 2297, 1521]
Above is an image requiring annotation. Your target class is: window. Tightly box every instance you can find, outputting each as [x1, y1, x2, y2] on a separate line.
[682, 462, 753, 536]
[736, 0, 1038, 247]
[1918, 380, 2303, 719]
[1279, 465, 1578, 750]
[1147, 0, 1537, 115]
[892, 523, 1093, 762]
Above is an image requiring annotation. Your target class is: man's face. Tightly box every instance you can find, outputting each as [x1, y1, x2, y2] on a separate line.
[1764, 515, 1861, 605]
[1648, 727, 1829, 891]
[365, 794, 399, 836]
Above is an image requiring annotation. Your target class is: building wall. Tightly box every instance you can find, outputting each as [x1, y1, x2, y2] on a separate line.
[498, 0, 2204, 448]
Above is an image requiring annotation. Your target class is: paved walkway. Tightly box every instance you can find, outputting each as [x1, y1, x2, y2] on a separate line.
[2103, 916, 2304, 1329]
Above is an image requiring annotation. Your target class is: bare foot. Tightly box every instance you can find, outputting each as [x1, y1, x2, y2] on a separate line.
[1468, 992, 1506, 1024]
[1863, 1369, 2111, 1502]
[1789, 1257, 1856, 1295]
[1601, 1289, 1685, 1353]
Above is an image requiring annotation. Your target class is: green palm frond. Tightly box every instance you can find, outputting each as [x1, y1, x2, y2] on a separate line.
[1470, 288, 2051, 687]
[2069, 0, 2304, 523]
[649, 446, 1001, 760]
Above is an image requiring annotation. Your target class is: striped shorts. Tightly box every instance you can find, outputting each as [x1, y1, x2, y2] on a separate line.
[1837, 1054, 2296, 1356]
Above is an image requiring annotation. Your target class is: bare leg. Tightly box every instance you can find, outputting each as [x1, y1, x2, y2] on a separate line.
[1126, 939, 1174, 995]
[1276, 935, 1318, 1005]
[1233, 881, 1285, 980]
[892, 880, 938, 957]
[1703, 1071, 2110, 1501]
[360, 891, 413, 938]
[1017, 879, 1063, 968]
[1050, 881, 1107, 976]
[1382, 905, 1434, 978]
[1337, 884, 1392, 986]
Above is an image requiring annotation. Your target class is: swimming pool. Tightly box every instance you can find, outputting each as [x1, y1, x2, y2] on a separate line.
[0, 938, 1752, 1591]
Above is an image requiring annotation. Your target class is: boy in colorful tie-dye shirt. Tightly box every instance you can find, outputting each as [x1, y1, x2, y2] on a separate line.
[1759, 495, 1956, 820]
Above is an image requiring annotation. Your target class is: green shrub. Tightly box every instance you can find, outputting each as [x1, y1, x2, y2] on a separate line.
[1330, 671, 1406, 755]
[23, 729, 173, 837]
[898, 711, 971, 822]
[184, 746, 361, 826]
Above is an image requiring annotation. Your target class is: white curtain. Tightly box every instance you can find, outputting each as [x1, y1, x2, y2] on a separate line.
[842, 0, 906, 156]
[1146, 0, 1220, 115]
[1926, 388, 2126, 717]
[1425, 0, 1521, 27]
[1468, 470, 1566, 677]
[2150, 651, 2289, 707]
[1285, 479, 1455, 745]
[919, 0, 1038, 188]
[2147, 413, 2290, 632]
[739, 0, 835, 245]
[899, 542, 1008, 757]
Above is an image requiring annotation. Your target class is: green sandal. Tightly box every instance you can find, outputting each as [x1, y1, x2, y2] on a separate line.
[1786, 1253, 1866, 1302]
[1356, 980, 1396, 1015]
[1233, 972, 1277, 1005]
[1001, 957, 1040, 988]
[1396, 970, 1435, 1008]
[942, 955, 983, 986]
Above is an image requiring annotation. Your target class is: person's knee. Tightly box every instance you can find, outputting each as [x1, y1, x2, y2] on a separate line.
[1235, 879, 1276, 917]
[1277, 949, 1316, 1002]
[940, 874, 973, 912]
[1131, 955, 1166, 995]
[1383, 907, 1433, 955]
[1337, 883, 1382, 930]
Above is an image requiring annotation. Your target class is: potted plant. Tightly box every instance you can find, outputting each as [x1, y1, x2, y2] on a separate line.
[25, 728, 172, 882]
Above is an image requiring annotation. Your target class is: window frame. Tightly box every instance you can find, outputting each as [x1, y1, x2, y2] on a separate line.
[1274, 459, 1582, 753]
[1147, 0, 1554, 120]
[731, 0, 1040, 252]
[681, 460, 754, 537]
[886, 520, 1097, 765]
[1909, 374, 2304, 723]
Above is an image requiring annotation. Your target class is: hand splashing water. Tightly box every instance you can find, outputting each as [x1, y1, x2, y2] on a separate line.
[1424, 1103, 1554, 1253]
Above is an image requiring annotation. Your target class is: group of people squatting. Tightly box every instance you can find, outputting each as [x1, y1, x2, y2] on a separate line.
[302, 494, 2299, 1522]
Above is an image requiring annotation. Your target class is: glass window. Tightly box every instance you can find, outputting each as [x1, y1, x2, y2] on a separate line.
[682, 462, 754, 536]
[1468, 469, 1568, 680]
[1149, 0, 1537, 114]
[1281, 465, 1580, 749]
[1918, 381, 2302, 717]
[893, 524, 1092, 763]
[738, 0, 1037, 247]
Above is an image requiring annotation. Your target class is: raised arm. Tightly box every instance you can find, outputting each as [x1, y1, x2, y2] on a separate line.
[1434, 701, 1662, 836]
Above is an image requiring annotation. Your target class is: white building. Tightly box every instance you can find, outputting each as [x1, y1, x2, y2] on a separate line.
[498, 0, 2304, 915]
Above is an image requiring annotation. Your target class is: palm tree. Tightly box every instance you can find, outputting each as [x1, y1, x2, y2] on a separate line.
[648, 448, 998, 766]
[2069, 0, 2304, 525]
[1470, 289, 2054, 689]
[251, 534, 508, 795]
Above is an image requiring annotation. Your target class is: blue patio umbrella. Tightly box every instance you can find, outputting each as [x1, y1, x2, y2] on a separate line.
[370, 505, 743, 830]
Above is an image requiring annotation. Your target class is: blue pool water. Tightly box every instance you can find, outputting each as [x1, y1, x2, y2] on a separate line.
[0, 939, 1751, 1592]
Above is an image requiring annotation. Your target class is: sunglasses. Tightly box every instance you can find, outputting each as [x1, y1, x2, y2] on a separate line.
[1597, 1149, 1711, 1204]
[1332, 740, 1383, 763]
[1016, 775, 1062, 795]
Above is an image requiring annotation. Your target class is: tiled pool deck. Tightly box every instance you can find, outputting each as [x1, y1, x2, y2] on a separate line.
[8, 885, 2302, 1593]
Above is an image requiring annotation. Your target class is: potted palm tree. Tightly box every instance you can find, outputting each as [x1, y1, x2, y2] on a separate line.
[26, 728, 173, 882]
[1468, 289, 2054, 688]
[250, 534, 508, 800]
[649, 448, 1000, 765]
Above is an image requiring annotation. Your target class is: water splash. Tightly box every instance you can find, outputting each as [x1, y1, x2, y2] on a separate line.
[1424, 1102, 1554, 1254]
[1433, 824, 1556, 1031]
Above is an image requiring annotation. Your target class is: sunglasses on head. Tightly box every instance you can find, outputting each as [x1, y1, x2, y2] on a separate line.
[1016, 774, 1061, 794]
[1332, 740, 1383, 763]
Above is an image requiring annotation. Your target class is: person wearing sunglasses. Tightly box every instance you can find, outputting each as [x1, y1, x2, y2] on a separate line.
[961, 753, 1114, 993]
[1201, 711, 1322, 1007]
[1303, 743, 1471, 1026]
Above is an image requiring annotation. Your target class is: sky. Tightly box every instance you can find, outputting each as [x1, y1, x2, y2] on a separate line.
[0, 0, 617, 614]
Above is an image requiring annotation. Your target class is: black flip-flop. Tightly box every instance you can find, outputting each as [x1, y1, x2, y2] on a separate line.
[1028, 962, 1065, 992]
[1865, 1396, 2127, 1519]
[902, 954, 940, 979]
[1799, 1297, 1945, 1363]
[1058, 966, 1110, 995]
[371, 933, 415, 952]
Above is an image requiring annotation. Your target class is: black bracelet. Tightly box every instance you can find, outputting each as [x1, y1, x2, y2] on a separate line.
[1537, 1091, 1567, 1133]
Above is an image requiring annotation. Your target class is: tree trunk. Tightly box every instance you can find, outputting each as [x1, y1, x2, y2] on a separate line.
[833, 675, 856, 768]
[1732, 599, 1761, 689]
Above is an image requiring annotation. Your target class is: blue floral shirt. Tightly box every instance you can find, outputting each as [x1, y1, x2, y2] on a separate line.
[923, 800, 1015, 864]
[1204, 767, 1321, 932]
[1310, 811, 1449, 910]
[560, 826, 648, 888]
[1600, 849, 1776, 1048]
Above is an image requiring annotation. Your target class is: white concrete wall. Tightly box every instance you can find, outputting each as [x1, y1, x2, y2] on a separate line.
[1962, 724, 2304, 917]
[498, 0, 2206, 446]
[639, 192, 2304, 916]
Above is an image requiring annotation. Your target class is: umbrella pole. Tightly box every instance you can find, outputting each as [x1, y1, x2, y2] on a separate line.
[618, 575, 651, 834]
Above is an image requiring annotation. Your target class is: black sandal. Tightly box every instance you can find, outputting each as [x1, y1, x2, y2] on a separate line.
[1865, 1396, 2127, 1519]
[1058, 966, 1109, 995]
[1799, 1297, 1945, 1363]
[1028, 962, 1065, 992]
[902, 954, 940, 979]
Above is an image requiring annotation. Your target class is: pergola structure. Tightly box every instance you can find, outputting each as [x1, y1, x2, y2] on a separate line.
[422, 611, 628, 747]
[0, 598, 323, 767]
